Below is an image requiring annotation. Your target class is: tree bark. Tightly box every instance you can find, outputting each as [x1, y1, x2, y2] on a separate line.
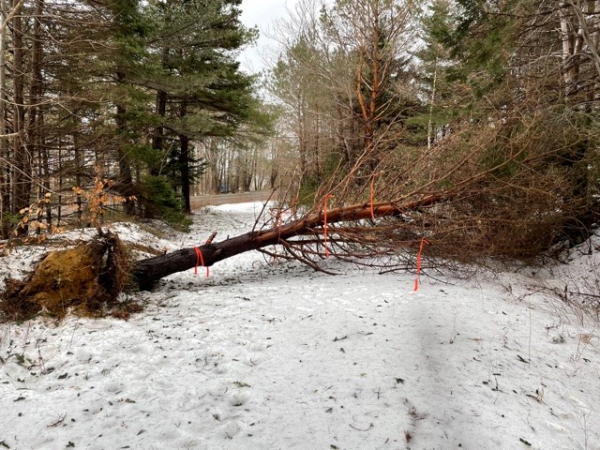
[151, 47, 169, 176]
[0, 0, 8, 238]
[13, 0, 32, 230]
[209, 138, 221, 194]
[28, 0, 44, 216]
[179, 132, 191, 214]
[116, 74, 135, 215]
[152, 88, 167, 176]
[132, 194, 444, 290]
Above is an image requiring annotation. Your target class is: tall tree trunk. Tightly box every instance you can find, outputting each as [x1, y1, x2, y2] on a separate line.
[13, 0, 31, 232]
[74, 131, 83, 220]
[41, 109, 51, 229]
[355, 33, 380, 169]
[152, 90, 167, 174]
[427, 57, 438, 151]
[116, 74, 135, 215]
[559, 2, 577, 96]
[0, 0, 9, 238]
[152, 48, 169, 176]
[313, 103, 321, 180]
[297, 98, 307, 177]
[57, 141, 63, 226]
[568, 0, 600, 81]
[179, 101, 191, 214]
[209, 138, 221, 193]
[27, 0, 44, 199]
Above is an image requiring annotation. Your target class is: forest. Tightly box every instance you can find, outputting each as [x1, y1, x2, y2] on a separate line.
[1, 0, 600, 288]
[1, 2, 600, 448]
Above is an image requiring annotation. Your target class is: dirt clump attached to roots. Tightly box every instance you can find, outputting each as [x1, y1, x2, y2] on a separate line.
[0, 231, 139, 321]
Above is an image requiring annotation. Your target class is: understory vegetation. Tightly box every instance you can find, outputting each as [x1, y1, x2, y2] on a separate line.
[266, 0, 600, 263]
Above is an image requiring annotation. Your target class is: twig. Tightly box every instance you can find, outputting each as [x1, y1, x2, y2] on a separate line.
[47, 413, 66, 428]
[349, 422, 374, 432]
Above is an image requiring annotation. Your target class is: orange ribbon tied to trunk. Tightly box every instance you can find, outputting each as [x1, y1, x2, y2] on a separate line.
[414, 237, 430, 292]
[194, 246, 209, 278]
[193, 233, 217, 278]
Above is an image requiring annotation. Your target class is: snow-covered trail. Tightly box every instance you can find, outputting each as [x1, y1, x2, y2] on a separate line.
[1, 203, 599, 450]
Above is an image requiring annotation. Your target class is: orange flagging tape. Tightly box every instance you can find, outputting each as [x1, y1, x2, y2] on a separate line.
[414, 238, 430, 292]
[194, 246, 209, 278]
[323, 194, 335, 257]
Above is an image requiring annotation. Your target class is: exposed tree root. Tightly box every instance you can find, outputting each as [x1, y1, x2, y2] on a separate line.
[0, 231, 136, 321]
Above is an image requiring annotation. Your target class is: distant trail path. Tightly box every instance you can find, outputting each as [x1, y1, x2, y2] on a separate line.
[191, 191, 274, 210]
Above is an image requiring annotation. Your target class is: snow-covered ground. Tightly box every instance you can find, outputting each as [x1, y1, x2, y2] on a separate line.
[1, 202, 599, 450]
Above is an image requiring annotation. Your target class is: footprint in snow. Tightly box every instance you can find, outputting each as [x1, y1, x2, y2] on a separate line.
[228, 389, 252, 407]
[215, 362, 230, 374]
[242, 352, 267, 367]
[177, 438, 202, 449]
[221, 420, 244, 439]
[248, 343, 267, 352]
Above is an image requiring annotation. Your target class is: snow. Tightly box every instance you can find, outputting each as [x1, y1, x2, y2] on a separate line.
[1, 202, 599, 450]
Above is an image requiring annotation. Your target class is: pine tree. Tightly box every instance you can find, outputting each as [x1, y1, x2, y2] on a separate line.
[141, 0, 264, 213]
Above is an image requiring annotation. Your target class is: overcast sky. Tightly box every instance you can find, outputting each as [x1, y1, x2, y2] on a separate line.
[239, 0, 295, 74]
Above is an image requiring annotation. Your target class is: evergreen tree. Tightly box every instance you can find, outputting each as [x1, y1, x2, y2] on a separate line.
[143, 0, 264, 213]
[104, 0, 154, 214]
[421, 0, 600, 245]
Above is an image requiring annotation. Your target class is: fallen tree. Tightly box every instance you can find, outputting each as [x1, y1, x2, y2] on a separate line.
[129, 130, 508, 290]
[131, 193, 446, 290]
[2, 103, 598, 320]
[0, 194, 442, 320]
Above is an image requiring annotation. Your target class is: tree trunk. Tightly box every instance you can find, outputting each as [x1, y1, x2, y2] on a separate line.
[116, 74, 135, 215]
[427, 57, 438, 151]
[209, 138, 221, 193]
[0, 0, 8, 238]
[297, 98, 307, 176]
[27, 0, 44, 210]
[41, 112, 51, 228]
[13, 0, 32, 230]
[132, 194, 444, 290]
[179, 131, 191, 213]
[152, 89, 167, 176]
[151, 48, 169, 176]
[559, 2, 577, 96]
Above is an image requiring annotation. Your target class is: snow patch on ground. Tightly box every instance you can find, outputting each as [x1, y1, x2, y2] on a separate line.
[1, 202, 599, 449]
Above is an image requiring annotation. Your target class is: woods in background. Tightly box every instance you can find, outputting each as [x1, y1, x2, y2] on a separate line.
[265, 0, 600, 261]
[1, 0, 600, 264]
[0, 0, 272, 236]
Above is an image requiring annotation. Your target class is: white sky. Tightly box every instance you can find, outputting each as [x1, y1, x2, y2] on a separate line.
[239, 0, 296, 74]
